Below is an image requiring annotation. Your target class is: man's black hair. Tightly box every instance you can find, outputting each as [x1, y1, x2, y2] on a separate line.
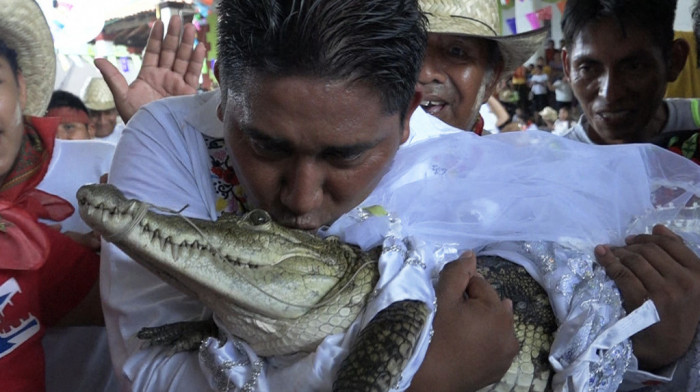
[562, 0, 678, 59]
[48, 90, 89, 115]
[0, 39, 20, 79]
[217, 0, 427, 122]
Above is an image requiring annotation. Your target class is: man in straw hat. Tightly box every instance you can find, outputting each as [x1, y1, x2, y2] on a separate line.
[0, 0, 104, 390]
[417, 0, 548, 134]
[83, 76, 122, 143]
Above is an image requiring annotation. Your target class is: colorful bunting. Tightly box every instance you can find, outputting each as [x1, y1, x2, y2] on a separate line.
[506, 17, 517, 35]
[526, 12, 541, 29]
[557, 0, 567, 15]
[536, 6, 553, 21]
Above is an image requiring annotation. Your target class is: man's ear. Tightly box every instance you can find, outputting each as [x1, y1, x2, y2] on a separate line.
[482, 61, 505, 105]
[88, 123, 96, 138]
[562, 48, 572, 80]
[667, 38, 690, 82]
[17, 72, 27, 113]
[401, 89, 422, 144]
[214, 61, 225, 122]
[213, 60, 220, 85]
[217, 102, 224, 122]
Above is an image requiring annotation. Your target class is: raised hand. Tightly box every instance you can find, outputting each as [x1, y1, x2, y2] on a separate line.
[94, 15, 206, 123]
[409, 251, 518, 391]
[596, 224, 700, 371]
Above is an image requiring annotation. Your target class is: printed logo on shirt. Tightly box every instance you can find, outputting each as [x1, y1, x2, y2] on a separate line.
[0, 278, 39, 359]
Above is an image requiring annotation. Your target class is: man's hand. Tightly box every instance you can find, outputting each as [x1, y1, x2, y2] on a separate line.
[409, 251, 518, 392]
[95, 15, 206, 123]
[48, 224, 101, 251]
[595, 224, 700, 371]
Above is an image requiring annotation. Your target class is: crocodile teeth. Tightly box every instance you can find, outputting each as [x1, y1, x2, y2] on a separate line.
[171, 243, 181, 261]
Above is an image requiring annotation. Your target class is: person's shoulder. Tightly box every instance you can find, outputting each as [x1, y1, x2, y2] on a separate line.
[663, 98, 700, 133]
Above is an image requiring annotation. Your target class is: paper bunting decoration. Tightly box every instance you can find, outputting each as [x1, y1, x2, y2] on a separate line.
[506, 18, 517, 35]
[526, 12, 541, 29]
[557, 0, 567, 14]
[536, 6, 553, 21]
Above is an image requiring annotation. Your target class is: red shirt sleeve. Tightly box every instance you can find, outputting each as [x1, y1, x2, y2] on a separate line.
[37, 224, 100, 326]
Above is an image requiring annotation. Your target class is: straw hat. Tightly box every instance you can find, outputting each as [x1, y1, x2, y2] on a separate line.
[83, 77, 116, 111]
[0, 0, 56, 116]
[420, 0, 549, 78]
[539, 106, 558, 123]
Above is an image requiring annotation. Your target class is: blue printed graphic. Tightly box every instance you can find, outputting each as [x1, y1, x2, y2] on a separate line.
[0, 278, 40, 359]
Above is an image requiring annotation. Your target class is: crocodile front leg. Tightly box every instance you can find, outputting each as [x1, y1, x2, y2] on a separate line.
[334, 299, 430, 392]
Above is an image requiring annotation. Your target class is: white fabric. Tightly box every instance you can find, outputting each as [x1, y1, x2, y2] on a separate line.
[552, 79, 573, 103]
[37, 138, 115, 233]
[102, 91, 222, 391]
[530, 74, 549, 96]
[560, 98, 700, 142]
[102, 91, 700, 391]
[97, 123, 126, 145]
[552, 119, 572, 135]
[480, 103, 500, 134]
[36, 139, 117, 392]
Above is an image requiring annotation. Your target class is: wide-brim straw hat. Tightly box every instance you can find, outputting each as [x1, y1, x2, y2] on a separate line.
[539, 106, 558, 122]
[0, 0, 56, 116]
[420, 0, 549, 78]
[83, 77, 116, 111]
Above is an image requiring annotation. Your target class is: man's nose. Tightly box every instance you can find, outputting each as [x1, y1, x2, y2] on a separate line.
[418, 52, 445, 85]
[596, 69, 626, 102]
[279, 160, 324, 215]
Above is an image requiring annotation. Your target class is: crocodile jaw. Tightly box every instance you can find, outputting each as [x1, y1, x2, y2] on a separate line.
[76, 184, 362, 320]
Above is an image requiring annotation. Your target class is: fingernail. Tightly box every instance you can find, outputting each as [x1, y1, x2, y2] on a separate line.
[464, 250, 474, 258]
[594, 245, 607, 256]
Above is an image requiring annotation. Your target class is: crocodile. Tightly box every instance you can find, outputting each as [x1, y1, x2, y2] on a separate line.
[77, 183, 556, 392]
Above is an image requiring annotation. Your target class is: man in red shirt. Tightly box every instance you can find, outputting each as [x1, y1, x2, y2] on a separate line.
[0, 1, 102, 390]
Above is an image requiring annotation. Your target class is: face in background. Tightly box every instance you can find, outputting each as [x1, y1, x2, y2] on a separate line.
[558, 106, 570, 121]
[220, 75, 418, 231]
[88, 108, 117, 137]
[563, 17, 687, 144]
[0, 56, 26, 185]
[55, 120, 94, 140]
[418, 33, 501, 131]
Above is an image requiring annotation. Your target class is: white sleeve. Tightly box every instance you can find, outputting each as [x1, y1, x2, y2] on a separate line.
[101, 101, 217, 391]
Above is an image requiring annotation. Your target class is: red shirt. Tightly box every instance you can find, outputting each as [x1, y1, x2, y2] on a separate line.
[0, 117, 99, 391]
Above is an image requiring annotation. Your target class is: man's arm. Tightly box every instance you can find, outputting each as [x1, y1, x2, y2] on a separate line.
[95, 15, 206, 123]
[408, 251, 519, 392]
[595, 224, 700, 371]
[100, 103, 215, 390]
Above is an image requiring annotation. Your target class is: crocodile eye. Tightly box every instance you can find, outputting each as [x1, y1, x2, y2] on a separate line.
[247, 210, 271, 226]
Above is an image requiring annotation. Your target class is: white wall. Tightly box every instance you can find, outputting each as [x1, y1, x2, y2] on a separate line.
[676, 0, 696, 31]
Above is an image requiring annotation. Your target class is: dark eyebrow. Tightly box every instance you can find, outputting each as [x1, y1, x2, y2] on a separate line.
[572, 49, 654, 65]
[322, 141, 378, 157]
[242, 126, 292, 151]
[242, 125, 381, 156]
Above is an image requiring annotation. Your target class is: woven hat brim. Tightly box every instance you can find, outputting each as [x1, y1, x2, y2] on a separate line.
[426, 13, 549, 78]
[0, 1, 55, 116]
[85, 101, 116, 111]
